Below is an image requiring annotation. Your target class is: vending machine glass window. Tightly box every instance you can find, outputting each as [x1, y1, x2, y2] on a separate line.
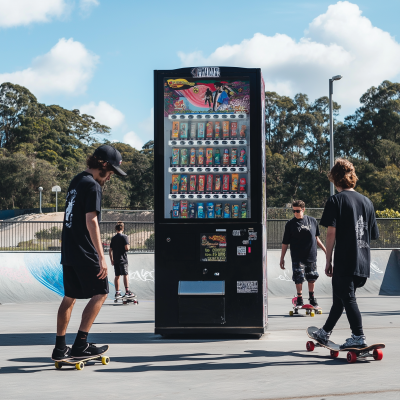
[163, 77, 251, 220]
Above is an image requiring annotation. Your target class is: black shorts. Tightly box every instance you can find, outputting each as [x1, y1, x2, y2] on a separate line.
[292, 261, 319, 284]
[114, 263, 128, 276]
[62, 264, 109, 299]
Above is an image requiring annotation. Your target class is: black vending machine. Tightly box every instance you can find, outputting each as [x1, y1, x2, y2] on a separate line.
[154, 66, 267, 335]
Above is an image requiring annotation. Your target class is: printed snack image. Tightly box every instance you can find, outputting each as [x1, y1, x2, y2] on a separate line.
[206, 174, 213, 192]
[206, 121, 213, 139]
[231, 122, 238, 138]
[222, 121, 229, 139]
[180, 201, 188, 218]
[180, 122, 188, 139]
[232, 204, 239, 218]
[172, 148, 179, 165]
[172, 121, 179, 139]
[241, 202, 247, 218]
[180, 148, 188, 165]
[190, 122, 197, 139]
[206, 148, 213, 165]
[239, 149, 247, 166]
[214, 121, 221, 139]
[180, 175, 188, 192]
[198, 175, 205, 192]
[198, 122, 205, 139]
[232, 174, 239, 191]
[172, 201, 180, 218]
[222, 148, 230, 165]
[207, 202, 215, 218]
[222, 174, 230, 192]
[214, 175, 221, 192]
[189, 202, 196, 218]
[239, 178, 246, 193]
[189, 175, 197, 192]
[214, 148, 221, 165]
[198, 147, 204, 165]
[231, 148, 237, 165]
[171, 175, 180, 193]
[223, 203, 230, 218]
[215, 203, 222, 218]
[197, 202, 205, 218]
[240, 124, 246, 138]
[189, 148, 196, 165]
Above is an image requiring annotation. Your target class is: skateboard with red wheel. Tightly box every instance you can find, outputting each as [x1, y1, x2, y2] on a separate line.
[114, 296, 139, 305]
[289, 296, 322, 317]
[306, 326, 385, 363]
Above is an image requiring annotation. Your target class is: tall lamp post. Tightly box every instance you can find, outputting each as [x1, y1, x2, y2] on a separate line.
[329, 74, 343, 196]
[38, 187, 43, 213]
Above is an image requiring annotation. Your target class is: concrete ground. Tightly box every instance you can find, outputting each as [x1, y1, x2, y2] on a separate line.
[1, 296, 399, 400]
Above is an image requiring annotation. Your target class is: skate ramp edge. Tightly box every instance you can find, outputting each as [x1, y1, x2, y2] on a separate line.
[0, 250, 398, 303]
[267, 249, 400, 297]
[0, 253, 154, 303]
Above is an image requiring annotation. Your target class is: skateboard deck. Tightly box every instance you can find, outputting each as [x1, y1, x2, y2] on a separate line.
[54, 348, 110, 371]
[290, 296, 322, 316]
[306, 326, 385, 363]
[114, 296, 139, 305]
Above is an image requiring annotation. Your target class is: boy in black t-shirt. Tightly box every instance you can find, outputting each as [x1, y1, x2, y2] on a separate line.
[280, 200, 327, 307]
[52, 145, 127, 362]
[109, 221, 135, 299]
[311, 159, 379, 349]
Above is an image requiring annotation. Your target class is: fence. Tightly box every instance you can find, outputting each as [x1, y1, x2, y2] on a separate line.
[0, 221, 154, 253]
[0, 218, 398, 252]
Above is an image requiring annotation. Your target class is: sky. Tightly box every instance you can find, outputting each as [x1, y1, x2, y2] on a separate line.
[1, 0, 400, 149]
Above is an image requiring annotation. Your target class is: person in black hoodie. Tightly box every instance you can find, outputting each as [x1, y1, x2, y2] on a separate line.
[311, 158, 379, 349]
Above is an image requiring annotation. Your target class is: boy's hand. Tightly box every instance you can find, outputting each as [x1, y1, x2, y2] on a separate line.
[280, 259, 285, 270]
[111, 260, 114, 266]
[325, 262, 333, 277]
[97, 257, 108, 279]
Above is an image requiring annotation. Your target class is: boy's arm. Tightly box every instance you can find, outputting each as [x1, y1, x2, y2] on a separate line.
[325, 226, 336, 277]
[124, 235, 130, 252]
[109, 248, 114, 265]
[280, 244, 288, 269]
[316, 236, 326, 253]
[125, 244, 130, 251]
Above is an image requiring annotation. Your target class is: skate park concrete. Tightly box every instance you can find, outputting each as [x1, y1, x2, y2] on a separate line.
[1, 250, 399, 304]
[1, 295, 400, 399]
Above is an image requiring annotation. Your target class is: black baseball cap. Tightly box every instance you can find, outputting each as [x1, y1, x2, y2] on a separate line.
[93, 145, 127, 176]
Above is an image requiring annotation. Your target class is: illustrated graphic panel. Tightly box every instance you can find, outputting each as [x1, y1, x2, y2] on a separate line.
[164, 78, 251, 219]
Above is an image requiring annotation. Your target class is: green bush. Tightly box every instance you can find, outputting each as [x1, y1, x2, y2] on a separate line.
[34, 226, 62, 240]
[144, 233, 155, 249]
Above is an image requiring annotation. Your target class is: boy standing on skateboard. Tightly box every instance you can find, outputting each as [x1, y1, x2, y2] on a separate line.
[311, 159, 379, 349]
[280, 200, 327, 307]
[52, 145, 127, 361]
[110, 221, 135, 299]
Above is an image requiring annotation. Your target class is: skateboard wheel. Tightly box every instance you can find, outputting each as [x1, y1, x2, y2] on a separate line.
[306, 341, 315, 352]
[54, 361, 62, 369]
[310, 311, 315, 317]
[330, 350, 339, 358]
[101, 356, 110, 365]
[318, 310, 323, 314]
[306, 310, 310, 315]
[289, 311, 294, 316]
[347, 351, 357, 363]
[76, 361, 85, 370]
[373, 349, 383, 361]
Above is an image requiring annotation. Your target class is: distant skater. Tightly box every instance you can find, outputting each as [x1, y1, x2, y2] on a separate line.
[110, 221, 135, 299]
[280, 200, 326, 307]
[52, 145, 127, 361]
[312, 159, 379, 349]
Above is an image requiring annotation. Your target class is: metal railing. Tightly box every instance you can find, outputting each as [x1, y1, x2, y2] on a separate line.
[0, 218, 397, 252]
[0, 221, 154, 253]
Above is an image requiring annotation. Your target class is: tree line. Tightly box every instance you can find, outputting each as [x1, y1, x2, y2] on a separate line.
[0, 80, 399, 212]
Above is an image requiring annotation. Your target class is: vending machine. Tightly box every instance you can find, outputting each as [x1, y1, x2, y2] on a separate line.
[154, 66, 267, 335]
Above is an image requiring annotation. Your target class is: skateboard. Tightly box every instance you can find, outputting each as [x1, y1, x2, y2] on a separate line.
[53, 349, 110, 371]
[289, 296, 322, 317]
[114, 295, 139, 305]
[306, 326, 385, 363]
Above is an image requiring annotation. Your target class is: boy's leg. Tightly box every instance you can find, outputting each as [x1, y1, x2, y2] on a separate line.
[57, 296, 76, 336]
[295, 282, 302, 295]
[114, 275, 120, 292]
[341, 276, 365, 336]
[292, 262, 305, 305]
[123, 275, 129, 290]
[79, 293, 108, 333]
[308, 281, 315, 293]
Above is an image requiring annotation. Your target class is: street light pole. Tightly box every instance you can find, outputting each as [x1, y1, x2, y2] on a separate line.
[329, 75, 343, 197]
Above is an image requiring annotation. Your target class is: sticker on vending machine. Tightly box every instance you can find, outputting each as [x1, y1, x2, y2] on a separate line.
[237, 246, 246, 256]
[237, 281, 258, 293]
[171, 121, 179, 139]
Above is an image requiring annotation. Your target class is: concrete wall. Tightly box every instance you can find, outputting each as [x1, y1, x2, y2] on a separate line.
[0, 250, 399, 303]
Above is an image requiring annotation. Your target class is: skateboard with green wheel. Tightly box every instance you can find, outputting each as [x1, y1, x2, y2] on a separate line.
[53, 349, 110, 371]
[306, 326, 385, 363]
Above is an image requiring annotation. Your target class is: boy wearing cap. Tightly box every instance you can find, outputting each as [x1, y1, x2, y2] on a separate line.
[52, 145, 127, 361]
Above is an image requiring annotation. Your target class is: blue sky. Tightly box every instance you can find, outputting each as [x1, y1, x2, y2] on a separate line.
[1, 0, 400, 149]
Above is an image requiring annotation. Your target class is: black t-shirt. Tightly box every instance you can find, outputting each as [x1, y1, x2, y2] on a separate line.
[320, 190, 379, 278]
[282, 215, 320, 263]
[110, 233, 129, 266]
[61, 171, 102, 267]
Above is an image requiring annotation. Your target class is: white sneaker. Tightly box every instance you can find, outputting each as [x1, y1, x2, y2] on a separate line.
[340, 334, 367, 349]
[311, 327, 331, 343]
[115, 292, 123, 300]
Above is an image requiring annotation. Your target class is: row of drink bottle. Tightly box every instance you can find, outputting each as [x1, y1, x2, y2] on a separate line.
[172, 201, 247, 218]
[172, 174, 246, 193]
[172, 147, 246, 166]
[171, 121, 247, 140]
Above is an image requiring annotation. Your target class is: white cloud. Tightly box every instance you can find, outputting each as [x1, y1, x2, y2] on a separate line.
[79, 0, 99, 16]
[80, 101, 125, 129]
[178, 1, 400, 114]
[0, 0, 67, 28]
[139, 108, 154, 139]
[123, 131, 144, 150]
[0, 38, 99, 96]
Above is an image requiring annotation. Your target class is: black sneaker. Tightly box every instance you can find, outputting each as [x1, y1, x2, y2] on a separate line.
[296, 296, 304, 306]
[71, 343, 109, 359]
[309, 297, 319, 307]
[124, 290, 136, 298]
[51, 346, 72, 361]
